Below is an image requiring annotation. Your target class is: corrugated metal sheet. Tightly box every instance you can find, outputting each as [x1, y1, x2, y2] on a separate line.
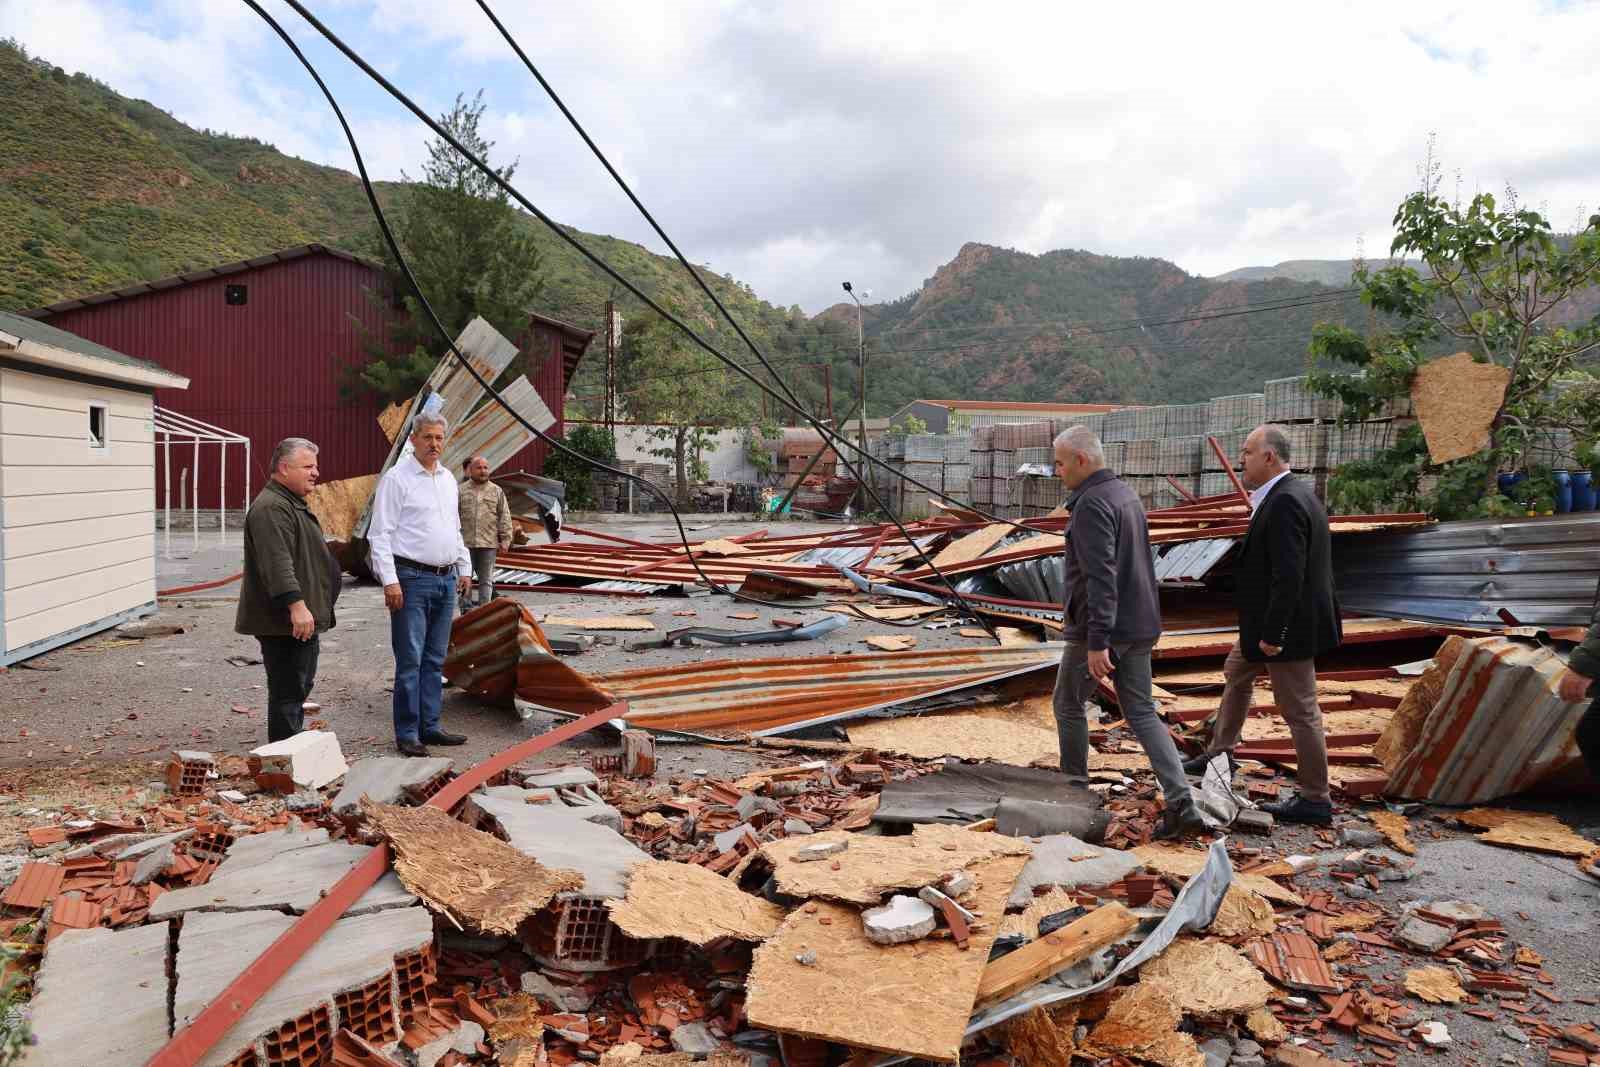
[33, 251, 590, 506]
[1335, 514, 1600, 626]
[441, 375, 555, 474]
[442, 598, 612, 712]
[1384, 636, 1589, 804]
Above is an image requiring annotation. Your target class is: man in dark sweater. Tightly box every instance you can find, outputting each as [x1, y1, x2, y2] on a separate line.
[1556, 616, 1600, 780]
[1182, 424, 1342, 825]
[235, 438, 340, 742]
[1053, 426, 1205, 839]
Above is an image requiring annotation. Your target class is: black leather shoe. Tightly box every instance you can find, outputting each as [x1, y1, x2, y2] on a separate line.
[1261, 796, 1334, 826]
[396, 739, 431, 757]
[1182, 750, 1236, 777]
[422, 731, 467, 746]
[1154, 806, 1209, 841]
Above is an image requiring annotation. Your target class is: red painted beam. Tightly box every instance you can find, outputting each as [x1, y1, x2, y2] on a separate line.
[146, 701, 627, 1067]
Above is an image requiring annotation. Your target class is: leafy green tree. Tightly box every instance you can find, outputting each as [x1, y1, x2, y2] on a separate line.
[543, 423, 617, 510]
[619, 311, 756, 506]
[1307, 178, 1600, 519]
[352, 91, 545, 401]
[890, 413, 928, 435]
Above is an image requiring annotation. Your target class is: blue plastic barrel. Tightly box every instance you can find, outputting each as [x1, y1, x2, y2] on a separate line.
[1572, 470, 1596, 512]
[1554, 469, 1573, 513]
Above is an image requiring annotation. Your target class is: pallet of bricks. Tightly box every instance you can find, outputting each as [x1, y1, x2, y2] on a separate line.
[942, 432, 971, 508]
[1200, 392, 1264, 498]
[969, 425, 994, 511]
[995, 420, 1057, 519]
[900, 434, 945, 519]
[1106, 402, 1208, 511]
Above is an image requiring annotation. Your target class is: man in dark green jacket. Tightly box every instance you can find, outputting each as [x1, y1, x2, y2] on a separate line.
[236, 438, 339, 741]
[1557, 620, 1600, 779]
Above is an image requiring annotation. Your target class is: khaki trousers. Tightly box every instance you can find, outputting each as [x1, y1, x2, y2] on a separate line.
[1208, 642, 1330, 805]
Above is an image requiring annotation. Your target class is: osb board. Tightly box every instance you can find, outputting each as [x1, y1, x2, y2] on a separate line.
[1005, 1003, 1079, 1067]
[930, 523, 1013, 568]
[1140, 936, 1273, 1017]
[744, 854, 1028, 1062]
[1210, 884, 1278, 939]
[541, 615, 656, 631]
[760, 824, 1032, 906]
[999, 886, 1079, 941]
[1467, 810, 1599, 858]
[971, 694, 1056, 732]
[607, 860, 785, 945]
[365, 802, 583, 935]
[1245, 1005, 1286, 1043]
[1412, 351, 1511, 464]
[1132, 845, 1303, 906]
[847, 709, 1058, 767]
[864, 635, 918, 652]
[1083, 981, 1205, 1067]
[378, 396, 412, 443]
[825, 604, 943, 621]
[1368, 810, 1416, 855]
[305, 474, 379, 542]
[1240, 708, 1394, 743]
[1404, 966, 1465, 1004]
[1375, 637, 1467, 770]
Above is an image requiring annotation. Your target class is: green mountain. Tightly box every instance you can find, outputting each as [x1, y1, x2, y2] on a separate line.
[1212, 258, 1417, 286]
[0, 38, 851, 418]
[833, 243, 1370, 410]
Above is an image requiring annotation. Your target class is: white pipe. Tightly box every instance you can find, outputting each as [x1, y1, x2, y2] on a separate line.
[163, 432, 171, 559]
[192, 436, 200, 548]
[219, 441, 227, 546]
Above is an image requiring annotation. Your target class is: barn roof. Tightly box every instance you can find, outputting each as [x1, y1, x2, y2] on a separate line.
[20, 243, 382, 319]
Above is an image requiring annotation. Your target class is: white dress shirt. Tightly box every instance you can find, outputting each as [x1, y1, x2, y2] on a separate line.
[367, 454, 471, 586]
[1249, 469, 1293, 513]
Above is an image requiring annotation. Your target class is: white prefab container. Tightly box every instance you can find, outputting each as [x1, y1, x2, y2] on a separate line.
[0, 311, 189, 665]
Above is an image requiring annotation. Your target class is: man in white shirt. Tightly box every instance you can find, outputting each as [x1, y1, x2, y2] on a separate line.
[368, 412, 472, 756]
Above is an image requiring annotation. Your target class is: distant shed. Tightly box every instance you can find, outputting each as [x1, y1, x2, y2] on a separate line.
[0, 309, 189, 664]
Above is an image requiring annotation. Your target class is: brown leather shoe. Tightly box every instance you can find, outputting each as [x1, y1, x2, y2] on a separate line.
[396, 739, 431, 758]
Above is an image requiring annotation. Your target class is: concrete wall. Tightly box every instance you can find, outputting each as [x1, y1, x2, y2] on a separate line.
[0, 366, 156, 659]
[610, 424, 762, 484]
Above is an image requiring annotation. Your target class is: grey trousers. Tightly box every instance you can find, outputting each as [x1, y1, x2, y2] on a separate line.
[468, 547, 498, 607]
[1053, 639, 1197, 813]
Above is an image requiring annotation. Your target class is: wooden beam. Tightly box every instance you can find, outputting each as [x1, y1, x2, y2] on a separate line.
[974, 902, 1138, 1008]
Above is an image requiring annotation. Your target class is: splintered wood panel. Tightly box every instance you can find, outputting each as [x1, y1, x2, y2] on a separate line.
[607, 860, 785, 945]
[847, 709, 1058, 767]
[304, 475, 379, 543]
[365, 803, 583, 934]
[761, 825, 1031, 906]
[744, 854, 1028, 1062]
[863, 635, 918, 652]
[540, 615, 656, 631]
[1084, 982, 1205, 1067]
[999, 887, 1078, 940]
[1240, 708, 1394, 742]
[929, 523, 1012, 568]
[1404, 966, 1466, 1004]
[1139, 937, 1272, 1017]
[1210, 884, 1278, 938]
[1131, 846, 1303, 906]
[824, 604, 943, 621]
[1412, 351, 1511, 464]
[1368, 810, 1416, 855]
[1468, 811, 1599, 858]
[1374, 636, 1466, 770]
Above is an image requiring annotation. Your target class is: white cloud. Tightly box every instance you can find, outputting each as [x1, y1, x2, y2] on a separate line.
[5, 1, 1598, 312]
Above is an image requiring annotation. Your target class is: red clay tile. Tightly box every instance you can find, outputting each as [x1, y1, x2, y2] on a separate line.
[1, 861, 64, 911]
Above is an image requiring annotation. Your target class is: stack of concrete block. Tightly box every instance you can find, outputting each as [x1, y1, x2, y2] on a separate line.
[1131, 406, 1169, 441]
[1157, 435, 1204, 476]
[1265, 375, 1342, 423]
[1103, 409, 1140, 443]
[970, 426, 994, 508]
[1165, 403, 1210, 437]
[1103, 441, 1128, 476]
[1207, 393, 1265, 435]
[1124, 438, 1160, 475]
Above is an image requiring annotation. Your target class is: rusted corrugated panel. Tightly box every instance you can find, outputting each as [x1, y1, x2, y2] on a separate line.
[441, 375, 555, 475]
[579, 644, 1063, 736]
[1384, 636, 1589, 804]
[443, 598, 613, 713]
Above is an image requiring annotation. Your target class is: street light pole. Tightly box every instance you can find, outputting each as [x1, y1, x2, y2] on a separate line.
[842, 279, 868, 459]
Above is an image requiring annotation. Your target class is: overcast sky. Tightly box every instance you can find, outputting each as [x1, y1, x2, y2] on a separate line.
[5, 0, 1597, 312]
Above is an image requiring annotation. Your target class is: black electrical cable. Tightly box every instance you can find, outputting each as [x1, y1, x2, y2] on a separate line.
[470, 0, 1006, 630]
[240, 0, 885, 613]
[268, 0, 1006, 638]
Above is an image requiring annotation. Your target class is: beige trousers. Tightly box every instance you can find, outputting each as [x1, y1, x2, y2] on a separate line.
[1208, 642, 1330, 805]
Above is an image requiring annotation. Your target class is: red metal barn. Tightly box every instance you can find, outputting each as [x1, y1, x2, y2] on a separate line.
[22, 245, 591, 508]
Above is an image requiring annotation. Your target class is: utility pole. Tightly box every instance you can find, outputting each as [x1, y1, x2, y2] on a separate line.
[603, 299, 616, 435]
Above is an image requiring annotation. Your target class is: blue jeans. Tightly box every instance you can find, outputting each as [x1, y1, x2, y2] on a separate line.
[391, 565, 456, 743]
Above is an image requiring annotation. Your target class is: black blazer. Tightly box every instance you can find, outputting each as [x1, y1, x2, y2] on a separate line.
[1235, 475, 1341, 662]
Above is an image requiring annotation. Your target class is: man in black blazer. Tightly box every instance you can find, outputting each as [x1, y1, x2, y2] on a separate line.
[1182, 424, 1342, 824]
